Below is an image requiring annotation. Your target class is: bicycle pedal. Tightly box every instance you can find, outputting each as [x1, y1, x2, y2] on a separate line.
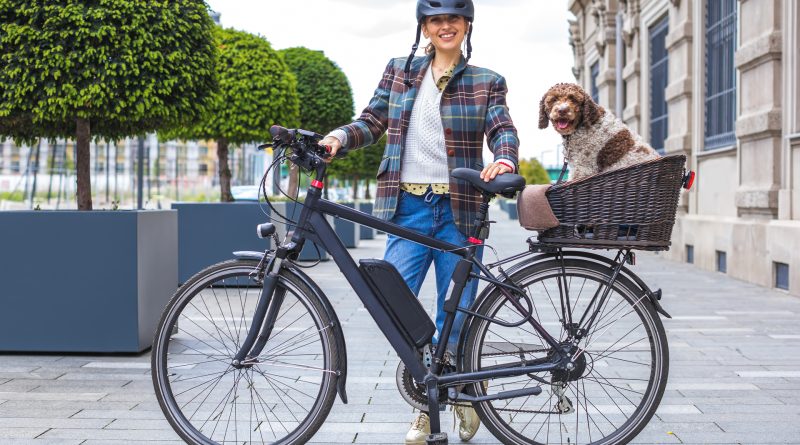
[426, 432, 448, 445]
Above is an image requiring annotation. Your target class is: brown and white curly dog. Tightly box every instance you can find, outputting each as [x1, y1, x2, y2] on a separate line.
[539, 83, 659, 180]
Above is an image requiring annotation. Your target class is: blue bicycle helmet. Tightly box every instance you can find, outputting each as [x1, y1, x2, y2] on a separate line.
[404, 0, 475, 86]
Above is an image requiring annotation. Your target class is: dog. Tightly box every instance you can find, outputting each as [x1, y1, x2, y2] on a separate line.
[538, 83, 659, 180]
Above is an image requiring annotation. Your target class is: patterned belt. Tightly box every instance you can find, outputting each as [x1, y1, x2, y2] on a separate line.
[400, 183, 450, 196]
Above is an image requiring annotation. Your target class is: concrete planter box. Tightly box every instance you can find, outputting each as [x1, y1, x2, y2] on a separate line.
[499, 199, 508, 211]
[358, 201, 375, 240]
[335, 202, 359, 248]
[171, 202, 272, 284]
[0, 210, 177, 353]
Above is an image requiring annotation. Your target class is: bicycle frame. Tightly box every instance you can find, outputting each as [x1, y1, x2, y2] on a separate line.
[262, 182, 569, 385]
[229, 129, 635, 435]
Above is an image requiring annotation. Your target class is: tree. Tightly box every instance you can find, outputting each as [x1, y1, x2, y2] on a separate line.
[279, 47, 353, 198]
[166, 27, 300, 202]
[0, 0, 217, 210]
[518, 158, 551, 185]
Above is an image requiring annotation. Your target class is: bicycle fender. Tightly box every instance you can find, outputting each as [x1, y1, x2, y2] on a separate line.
[233, 251, 349, 404]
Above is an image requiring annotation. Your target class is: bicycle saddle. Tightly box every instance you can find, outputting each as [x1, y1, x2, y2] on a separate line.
[451, 168, 526, 197]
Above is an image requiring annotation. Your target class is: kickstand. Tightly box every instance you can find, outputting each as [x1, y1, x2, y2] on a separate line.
[425, 376, 448, 444]
[426, 432, 448, 445]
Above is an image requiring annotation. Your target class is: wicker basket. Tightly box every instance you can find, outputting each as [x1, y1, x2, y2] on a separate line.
[537, 154, 687, 251]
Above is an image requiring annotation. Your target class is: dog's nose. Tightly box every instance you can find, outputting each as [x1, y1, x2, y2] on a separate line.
[556, 104, 569, 115]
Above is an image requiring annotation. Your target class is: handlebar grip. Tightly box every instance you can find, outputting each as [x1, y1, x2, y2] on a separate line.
[269, 125, 292, 144]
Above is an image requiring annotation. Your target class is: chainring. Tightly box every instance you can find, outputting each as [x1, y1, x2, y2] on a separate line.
[396, 345, 447, 411]
[396, 359, 431, 411]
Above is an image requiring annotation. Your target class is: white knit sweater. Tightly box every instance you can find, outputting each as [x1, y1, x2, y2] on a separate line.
[400, 68, 449, 185]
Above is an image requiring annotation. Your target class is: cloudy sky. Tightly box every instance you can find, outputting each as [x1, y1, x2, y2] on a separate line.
[205, 0, 575, 166]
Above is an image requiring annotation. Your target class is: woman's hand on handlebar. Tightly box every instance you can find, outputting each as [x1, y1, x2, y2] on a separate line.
[318, 136, 342, 163]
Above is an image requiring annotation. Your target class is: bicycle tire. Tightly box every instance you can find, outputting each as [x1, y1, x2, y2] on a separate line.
[152, 259, 338, 444]
[462, 258, 668, 445]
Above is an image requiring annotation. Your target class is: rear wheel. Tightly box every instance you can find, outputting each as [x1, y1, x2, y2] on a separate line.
[463, 259, 668, 445]
[151, 259, 338, 444]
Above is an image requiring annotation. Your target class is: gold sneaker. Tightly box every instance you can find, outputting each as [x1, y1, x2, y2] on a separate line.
[454, 404, 480, 441]
[405, 412, 431, 445]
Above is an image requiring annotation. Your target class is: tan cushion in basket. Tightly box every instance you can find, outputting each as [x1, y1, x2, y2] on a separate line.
[517, 184, 559, 231]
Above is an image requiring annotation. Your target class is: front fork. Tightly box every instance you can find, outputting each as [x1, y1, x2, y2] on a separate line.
[233, 165, 324, 367]
[232, 251, 287, 368]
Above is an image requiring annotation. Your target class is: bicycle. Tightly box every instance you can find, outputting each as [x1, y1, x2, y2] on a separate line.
[151, 125, 684, 445]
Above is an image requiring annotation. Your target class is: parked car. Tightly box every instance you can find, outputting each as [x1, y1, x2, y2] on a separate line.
[231, 185, 261, 201]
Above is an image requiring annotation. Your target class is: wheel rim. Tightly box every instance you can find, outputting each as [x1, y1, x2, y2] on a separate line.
[153, 265, 334, 444]
[466, 263, 667, 445]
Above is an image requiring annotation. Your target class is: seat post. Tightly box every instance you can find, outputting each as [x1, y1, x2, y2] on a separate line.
[470, 194, 493, 241]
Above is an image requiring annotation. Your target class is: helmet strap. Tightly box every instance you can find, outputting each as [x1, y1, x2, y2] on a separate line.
[404, 22, 422, 87]
[465, 23, 473, 63]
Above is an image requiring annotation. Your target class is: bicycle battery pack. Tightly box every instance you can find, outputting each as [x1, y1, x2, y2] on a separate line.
[358, 259, 435, 348]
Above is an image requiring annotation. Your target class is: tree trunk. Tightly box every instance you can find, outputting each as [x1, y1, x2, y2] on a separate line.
[217, 138, 234, 202]
[287, 162, 300, 200]
[364, 180, 371, 200]
[75, 117, 93, 210]
[352, 175, 360, 200]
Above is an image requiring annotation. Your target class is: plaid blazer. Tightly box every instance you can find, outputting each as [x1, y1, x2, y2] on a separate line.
[337, 53, 519, 235]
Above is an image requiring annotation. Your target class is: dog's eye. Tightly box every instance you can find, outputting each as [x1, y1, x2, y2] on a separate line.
[567, 94, 576, 102]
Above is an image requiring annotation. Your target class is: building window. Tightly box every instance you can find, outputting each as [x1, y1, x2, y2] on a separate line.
[775, 262, 789, 290]
[704, 0, 737, 150]
[590, 61, 600, 103]
[716, 250, 727, 273]
[198, 163, 209, 176]
[686, 245, 694, 264]
[649, 16, 669, 153]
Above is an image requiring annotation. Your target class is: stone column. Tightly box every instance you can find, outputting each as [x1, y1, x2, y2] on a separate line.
[591, 0, 620, 111]
[569, 0, 589, 86]
[620, 0, 642, 131]
[664, 0, 693, 159]
[664, 0, 693, 217]
[569, 18, 585, 84]
[734, 0, 783, 218]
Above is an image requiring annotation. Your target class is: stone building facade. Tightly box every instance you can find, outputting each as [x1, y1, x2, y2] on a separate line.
[568, 0, 799, 295]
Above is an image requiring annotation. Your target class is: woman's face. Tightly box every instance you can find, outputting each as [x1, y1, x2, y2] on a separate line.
[422, 14, 468, 54]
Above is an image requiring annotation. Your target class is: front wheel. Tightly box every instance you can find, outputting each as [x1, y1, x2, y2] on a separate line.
[151, 259, 338, 444]
[462, 259, 669, 445]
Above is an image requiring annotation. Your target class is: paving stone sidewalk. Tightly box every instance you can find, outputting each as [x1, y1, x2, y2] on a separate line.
[1, 205, 799, 444]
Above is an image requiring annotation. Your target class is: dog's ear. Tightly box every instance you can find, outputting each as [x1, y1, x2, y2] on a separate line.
[581, 93, 602, 127]
[538, 94, 549, 129]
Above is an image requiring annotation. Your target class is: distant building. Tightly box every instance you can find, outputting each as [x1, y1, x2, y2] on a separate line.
[568, 0, 798, 295]
[0, 136, 267, 207]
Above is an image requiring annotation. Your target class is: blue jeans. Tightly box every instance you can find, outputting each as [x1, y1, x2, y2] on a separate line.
[384, 190, 483, 352]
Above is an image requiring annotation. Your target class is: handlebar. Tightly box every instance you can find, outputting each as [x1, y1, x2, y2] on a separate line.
[269, 125, 349, 172]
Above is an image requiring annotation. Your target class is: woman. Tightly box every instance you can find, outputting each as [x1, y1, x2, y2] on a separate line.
[321, 1, 519, 443]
